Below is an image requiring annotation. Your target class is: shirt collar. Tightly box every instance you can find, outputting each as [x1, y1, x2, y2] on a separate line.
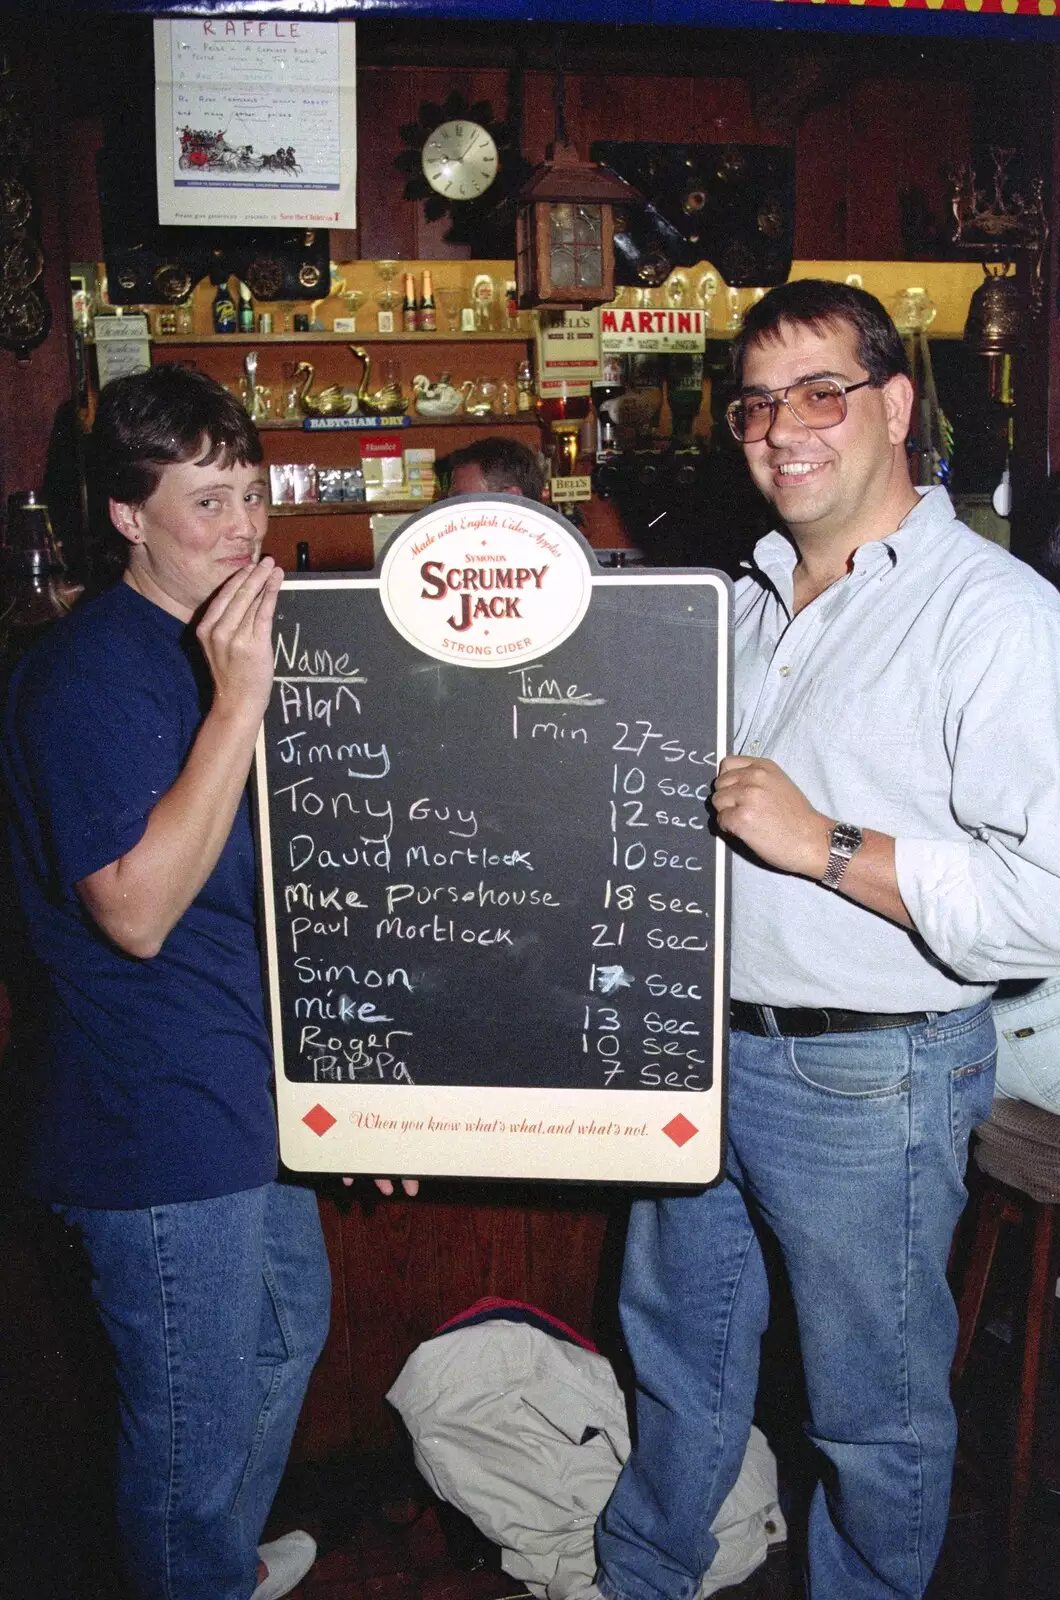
[744, 484, 957, 589]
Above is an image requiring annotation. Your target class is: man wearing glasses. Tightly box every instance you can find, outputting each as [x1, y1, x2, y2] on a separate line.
[595, 279, 1060, 1600]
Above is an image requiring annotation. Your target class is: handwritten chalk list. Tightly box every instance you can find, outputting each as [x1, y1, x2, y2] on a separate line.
[254, 500, 731, 1184]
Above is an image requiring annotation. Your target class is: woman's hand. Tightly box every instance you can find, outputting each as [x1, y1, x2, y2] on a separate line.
[341, 1177, 421, 1197]
[196, 557, 284, 724]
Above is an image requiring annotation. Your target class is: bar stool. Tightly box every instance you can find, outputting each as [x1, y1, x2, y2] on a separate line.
[952, 1098, 1060, 1600]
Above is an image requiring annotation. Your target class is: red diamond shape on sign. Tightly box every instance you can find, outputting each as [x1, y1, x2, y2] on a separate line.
[303, 1104, 337, 1137]
[662, 1114, 699, 1147]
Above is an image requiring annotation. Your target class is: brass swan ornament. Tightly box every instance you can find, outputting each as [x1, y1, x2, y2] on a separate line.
[348, 345, 408, 416]
[294, 361, 354, 418]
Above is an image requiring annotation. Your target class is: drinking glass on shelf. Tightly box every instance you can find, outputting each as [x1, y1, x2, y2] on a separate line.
[436, 285, 463, 334]
[664, 272, 689, 309]
[282, 361, 302, 419]
[374, 261, 401, 331]
[343, 288, 367, 331]
[695, 270, 719, 327]
[725, 286, 743, 332]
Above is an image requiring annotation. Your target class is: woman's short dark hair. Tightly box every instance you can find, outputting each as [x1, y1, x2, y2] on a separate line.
[94, 363, 264, 506]
[730, 279, 911, 389]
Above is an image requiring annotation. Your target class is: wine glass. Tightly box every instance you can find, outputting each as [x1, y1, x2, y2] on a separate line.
[695, 271, 719, 327]
[436, 285, 463, 334]
[664, 273, 689, 310]
[344, 288, 367, 331]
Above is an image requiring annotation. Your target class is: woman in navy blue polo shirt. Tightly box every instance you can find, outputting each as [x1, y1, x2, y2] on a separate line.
[2, 366, 329, 1600]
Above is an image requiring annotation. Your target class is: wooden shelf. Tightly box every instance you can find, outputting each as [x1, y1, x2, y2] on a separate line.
[257, 413, 538, 431]
[269, 500, 429, 517]
[146, 330, 532, 346]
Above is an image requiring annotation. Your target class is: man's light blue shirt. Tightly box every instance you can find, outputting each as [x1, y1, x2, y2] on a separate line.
[731, 486, 1060, 1011]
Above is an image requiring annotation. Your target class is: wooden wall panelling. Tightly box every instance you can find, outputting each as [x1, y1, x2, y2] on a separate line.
[358, 69, 419, 263]
[689, 77, 770, 146]
[794, 99, 850, 260]
[845, 82, 908, 261]
[63, 117, 105, 265]
[891, 79, 973, 260]
[322, 1187, 612, 1451]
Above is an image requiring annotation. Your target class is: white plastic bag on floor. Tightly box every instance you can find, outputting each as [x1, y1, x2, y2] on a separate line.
[387, 1316, 785, 1600]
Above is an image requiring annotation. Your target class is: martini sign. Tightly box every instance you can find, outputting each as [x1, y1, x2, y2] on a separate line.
[600, 306, 708, 354]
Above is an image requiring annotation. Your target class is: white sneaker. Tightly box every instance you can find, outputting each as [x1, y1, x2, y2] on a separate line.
[251, 1530, 317, 1600]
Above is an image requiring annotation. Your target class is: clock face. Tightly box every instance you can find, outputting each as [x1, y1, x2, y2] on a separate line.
[421, 120, 499, 203]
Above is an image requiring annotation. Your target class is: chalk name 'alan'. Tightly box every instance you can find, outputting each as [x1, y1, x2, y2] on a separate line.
[419, 561, 550, 632]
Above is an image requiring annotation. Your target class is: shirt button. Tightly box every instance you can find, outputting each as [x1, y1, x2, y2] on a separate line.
[750, 740, 761, 754]
[778, 665, 791, 676]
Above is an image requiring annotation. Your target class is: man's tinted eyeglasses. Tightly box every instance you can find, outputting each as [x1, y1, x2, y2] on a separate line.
[726, 378, 874, 444]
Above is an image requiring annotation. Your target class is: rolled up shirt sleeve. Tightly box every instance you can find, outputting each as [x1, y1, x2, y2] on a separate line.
[895, 596, 1060, 981]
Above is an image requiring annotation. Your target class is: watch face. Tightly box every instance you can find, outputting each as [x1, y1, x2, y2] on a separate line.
[831, 823, 863, 855]
[421, 120, 498, 202]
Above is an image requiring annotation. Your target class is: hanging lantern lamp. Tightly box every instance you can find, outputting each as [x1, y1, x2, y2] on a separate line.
[515, 143, 640, 311]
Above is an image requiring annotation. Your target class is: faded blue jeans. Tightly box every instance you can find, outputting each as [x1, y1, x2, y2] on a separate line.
[57, 1182, 331, 1600]
[596, 1000, 996, 1600]
[992, 976, 1060, 1113]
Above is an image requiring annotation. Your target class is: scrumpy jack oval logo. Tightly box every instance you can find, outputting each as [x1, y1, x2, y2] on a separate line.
[379, 496, 594, 669]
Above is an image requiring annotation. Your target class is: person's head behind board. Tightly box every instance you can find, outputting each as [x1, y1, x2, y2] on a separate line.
[447, 437, 548, 501]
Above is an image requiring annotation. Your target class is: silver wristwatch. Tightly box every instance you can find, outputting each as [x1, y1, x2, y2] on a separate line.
[821, 821, 864, 890]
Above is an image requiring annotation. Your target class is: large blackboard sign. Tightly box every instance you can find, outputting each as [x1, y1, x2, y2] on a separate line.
[255, 497, 731, 1183]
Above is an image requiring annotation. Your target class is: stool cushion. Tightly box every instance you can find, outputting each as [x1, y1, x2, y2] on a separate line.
[973, 1098, 1060, 1204]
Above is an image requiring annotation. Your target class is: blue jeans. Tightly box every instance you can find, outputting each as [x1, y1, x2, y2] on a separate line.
[596, 1001, 996, 1600]
[57, 1182, 331, 1600]
[992, 977, 1060, 1113]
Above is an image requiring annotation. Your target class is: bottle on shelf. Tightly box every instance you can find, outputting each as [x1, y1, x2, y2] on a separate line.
[515, 357, 534, 413]
[592, 354, 626, 459]
[212, 274, 237, 335]
[666, 354, 705, 446]
[504, 279, 519, 331]
[402, 273, 418, 334]
[295, 541, 311, 572]
[237, 281, 255, 334]
[419, 270, 437, 333]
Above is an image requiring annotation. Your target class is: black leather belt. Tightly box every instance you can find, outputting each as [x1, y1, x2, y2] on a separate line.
[731, 1000, 931, 1038]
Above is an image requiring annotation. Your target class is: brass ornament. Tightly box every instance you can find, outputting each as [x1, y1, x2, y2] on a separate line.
[245, 255, 285, 300]
[0, 175, 30, 229]
[0, 232, 42, 291]
[963, 264, 1023, 357]
[0, 54, 49, 357]
[153, 263, 194, 304]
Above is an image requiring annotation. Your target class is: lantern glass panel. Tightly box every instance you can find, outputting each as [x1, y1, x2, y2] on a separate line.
[548, 203, 604, 291]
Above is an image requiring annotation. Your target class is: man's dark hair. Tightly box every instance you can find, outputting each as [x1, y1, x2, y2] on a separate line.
[730, 279, 911, 389]
[94, 363, 264, 507]
[448, 437, 547, 500]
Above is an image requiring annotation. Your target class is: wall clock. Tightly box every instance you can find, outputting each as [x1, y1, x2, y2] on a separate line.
[421, 119, 498, 204]
[396, 91, 532, 253]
